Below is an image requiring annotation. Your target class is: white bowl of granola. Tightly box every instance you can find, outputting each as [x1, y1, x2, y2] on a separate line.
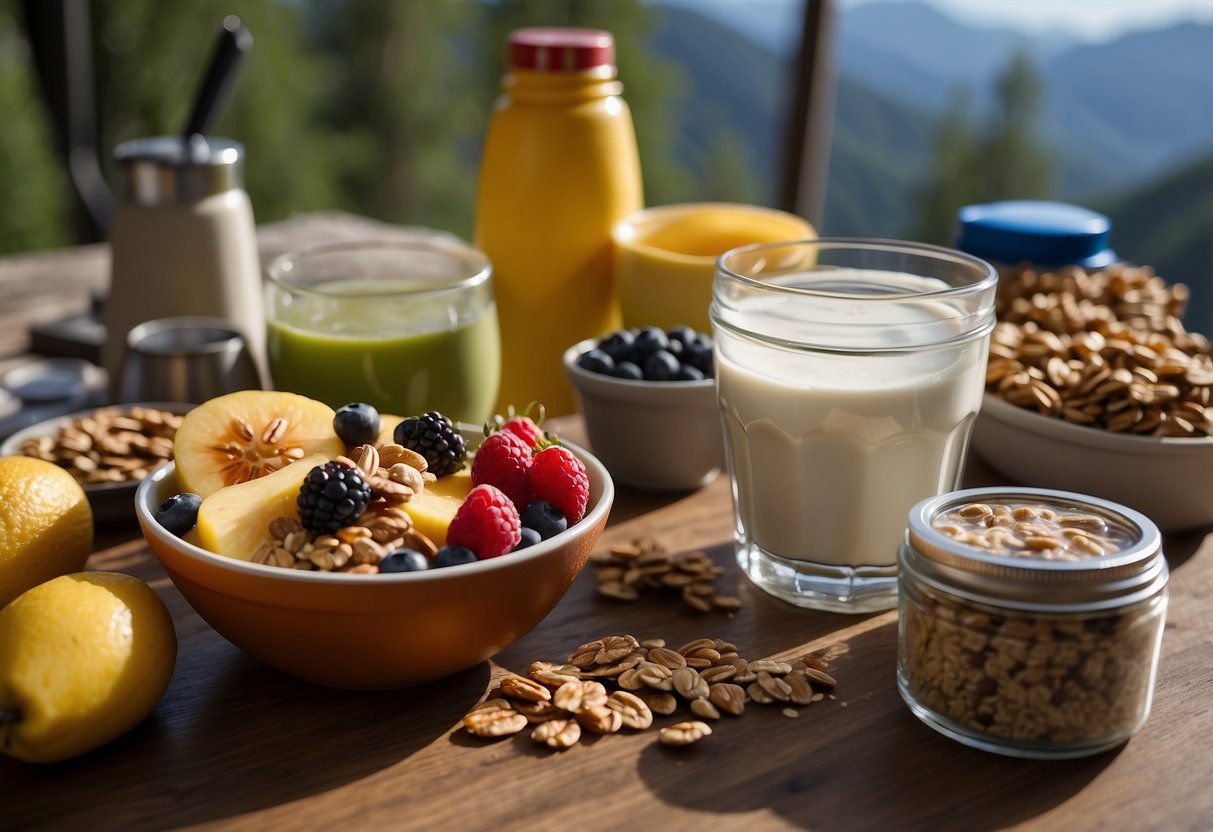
[972, 392, 1213, 532]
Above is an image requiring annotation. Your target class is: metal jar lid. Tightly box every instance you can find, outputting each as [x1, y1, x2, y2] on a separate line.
[903, 486, 1167, 613]
[114, 135, 245, 205]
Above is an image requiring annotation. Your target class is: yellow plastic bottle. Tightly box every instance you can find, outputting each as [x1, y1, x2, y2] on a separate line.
[475, 28, 643, 417]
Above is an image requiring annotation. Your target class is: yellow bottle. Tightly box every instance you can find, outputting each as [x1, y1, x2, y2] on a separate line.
[475, 28, 643, 417]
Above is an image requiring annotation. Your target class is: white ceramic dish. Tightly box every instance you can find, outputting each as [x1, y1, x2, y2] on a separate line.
[0, 402, 192, 523]
[971, 392, 1213, 532]
[563, 338, 725, 492]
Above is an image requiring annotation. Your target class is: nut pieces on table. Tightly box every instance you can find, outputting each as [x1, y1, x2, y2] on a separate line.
[461, 634, 843, 750]
[592, 537, 742, 613]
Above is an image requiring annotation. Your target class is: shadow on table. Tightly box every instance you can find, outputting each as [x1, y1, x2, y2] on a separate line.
[635, 617, 1118, 831]
[0, 640, 492, 829]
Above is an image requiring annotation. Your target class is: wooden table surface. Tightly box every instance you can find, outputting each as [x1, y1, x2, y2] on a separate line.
[2, 215, 1211, 832]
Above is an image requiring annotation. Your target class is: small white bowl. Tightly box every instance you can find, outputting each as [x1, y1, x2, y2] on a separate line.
[563, 339, 725, 492]
[971, 393, 1213, 532]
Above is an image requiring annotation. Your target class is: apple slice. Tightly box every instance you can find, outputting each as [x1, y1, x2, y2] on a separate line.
[174, 390, 345, 499]
[196, 454, 330, 561]
[404, 465, 473, 548]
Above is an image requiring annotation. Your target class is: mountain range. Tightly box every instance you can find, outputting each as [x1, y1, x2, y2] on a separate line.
[647, 0, 1213, 332]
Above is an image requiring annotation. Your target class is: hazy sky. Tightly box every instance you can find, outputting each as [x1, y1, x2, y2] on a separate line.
[845, 0, 1213, 41]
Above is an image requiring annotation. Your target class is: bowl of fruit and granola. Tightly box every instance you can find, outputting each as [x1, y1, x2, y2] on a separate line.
[135, 390, 613, 689]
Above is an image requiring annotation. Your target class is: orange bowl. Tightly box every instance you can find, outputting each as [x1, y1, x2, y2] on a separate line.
[135, 430, 613, 689]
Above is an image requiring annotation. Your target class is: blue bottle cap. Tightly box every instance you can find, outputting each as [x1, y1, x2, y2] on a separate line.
[955, 200, 1116, 269]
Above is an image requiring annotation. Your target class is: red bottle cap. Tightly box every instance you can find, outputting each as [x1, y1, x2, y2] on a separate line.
[508, 28, 615, 71]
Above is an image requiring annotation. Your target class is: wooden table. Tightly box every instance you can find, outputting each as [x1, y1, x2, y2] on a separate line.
[2, 215, 1212, 831]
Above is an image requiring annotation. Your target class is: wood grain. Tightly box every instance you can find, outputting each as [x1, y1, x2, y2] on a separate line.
[1, 216, 1211, 832]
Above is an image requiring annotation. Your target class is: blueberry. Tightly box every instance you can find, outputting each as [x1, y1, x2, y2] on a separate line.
[643, 350, 681, 381]
[675, 364, 706, 381]
[380, 548, 430, 573]
[666, 325, 697, 347]
[521, 500, 568, 540]
[154, 492, 202, 537]
[514, 527, 543, 550]
[684, 336, 714, 376]
[333, 402, 381, 446]
[598, 329, 635, 361]
[578, 348, 615, 375]
[631, 326, 668, 357]
[612, 361, 644, 381]
[434, 545, 478, 568]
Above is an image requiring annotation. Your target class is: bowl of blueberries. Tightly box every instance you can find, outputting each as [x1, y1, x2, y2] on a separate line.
[563, 325, 725, 491]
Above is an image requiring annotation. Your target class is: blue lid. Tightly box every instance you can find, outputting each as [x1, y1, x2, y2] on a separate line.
[955, 200, 1116, 268]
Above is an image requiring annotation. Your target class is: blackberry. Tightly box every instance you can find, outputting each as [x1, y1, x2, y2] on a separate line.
[393, 411, 467, 477]
[296, 460, 372, 535]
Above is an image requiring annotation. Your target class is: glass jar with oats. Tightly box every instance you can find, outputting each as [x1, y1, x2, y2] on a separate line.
[897, 486, 1168, 759]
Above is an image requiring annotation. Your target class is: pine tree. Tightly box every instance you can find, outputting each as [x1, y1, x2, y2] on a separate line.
[911, 50, 1053, 245]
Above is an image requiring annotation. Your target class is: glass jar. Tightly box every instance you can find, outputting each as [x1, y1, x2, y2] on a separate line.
[897, 486, 1168, 759]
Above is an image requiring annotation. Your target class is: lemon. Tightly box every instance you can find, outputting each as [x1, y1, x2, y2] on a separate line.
[0, 456, 94, 608]
[0, 572, 177, 763]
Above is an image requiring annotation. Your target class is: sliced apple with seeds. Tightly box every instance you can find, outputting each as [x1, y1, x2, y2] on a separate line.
[174, 390, 345, 498]
[196, 454, 330, 561]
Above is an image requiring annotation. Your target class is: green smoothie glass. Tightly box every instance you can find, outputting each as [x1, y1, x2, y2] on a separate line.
[265, 238, 501, 424]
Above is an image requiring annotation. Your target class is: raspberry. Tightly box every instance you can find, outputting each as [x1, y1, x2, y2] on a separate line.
[529, 446, 589, 524]
[447, 484, 522, 559]
[501, 415, 543, 449]
[471, 431, 533, 510]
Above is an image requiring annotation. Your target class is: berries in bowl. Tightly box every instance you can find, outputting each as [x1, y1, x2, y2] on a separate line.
[134, 391, 613, 689]
[563, 326, 725, 491]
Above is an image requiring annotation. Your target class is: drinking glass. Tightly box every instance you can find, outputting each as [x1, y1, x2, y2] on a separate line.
[710, 239, 997, 613]
[265, 239, 500, 425]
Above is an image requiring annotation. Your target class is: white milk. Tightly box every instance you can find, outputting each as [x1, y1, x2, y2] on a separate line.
[715, 272, 989, 569]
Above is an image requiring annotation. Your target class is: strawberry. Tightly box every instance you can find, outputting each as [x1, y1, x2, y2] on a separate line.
[471, 430, 533, 510]
[446, 484, 521, 558]
[530, 446, 589, 524]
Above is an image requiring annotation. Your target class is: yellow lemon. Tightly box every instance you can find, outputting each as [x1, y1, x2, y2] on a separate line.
[0, 456, 94, 608]
[0, 572, 177, 763]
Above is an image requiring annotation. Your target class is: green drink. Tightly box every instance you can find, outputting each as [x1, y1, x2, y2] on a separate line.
[265, 239, 501, 424]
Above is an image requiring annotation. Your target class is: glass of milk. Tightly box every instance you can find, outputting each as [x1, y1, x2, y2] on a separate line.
[711, 239, 997, 613]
